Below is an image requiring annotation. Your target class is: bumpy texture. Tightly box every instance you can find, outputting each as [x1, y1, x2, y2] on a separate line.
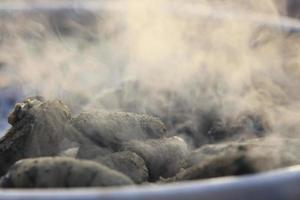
[1, 97, 300, 188]
[0, 97, 72, 176]
[94, 151, 149, 184]
[164, 139, 300, 182]
[0, 157, 133, 188]
[0, 97, 166, 184]
[123, 136, 189, 181]
[70, 111, 166, 153]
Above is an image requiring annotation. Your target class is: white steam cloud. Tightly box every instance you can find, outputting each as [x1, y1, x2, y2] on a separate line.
[1, 0, 300, 145]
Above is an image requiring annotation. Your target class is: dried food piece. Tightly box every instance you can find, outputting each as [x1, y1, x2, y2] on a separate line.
[168, 139, 300, 182]
[123, 136, 189, 181]
[71, 111, 166, 154]
[0, 157, 133, 188]
[0, 97, 73, 176]
[95, 151, 149, 184]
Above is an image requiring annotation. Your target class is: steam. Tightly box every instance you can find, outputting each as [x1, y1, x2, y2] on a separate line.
[1, 0, 300, 147]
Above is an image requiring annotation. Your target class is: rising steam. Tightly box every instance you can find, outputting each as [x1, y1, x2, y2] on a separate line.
[1, 0, 300, 148]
